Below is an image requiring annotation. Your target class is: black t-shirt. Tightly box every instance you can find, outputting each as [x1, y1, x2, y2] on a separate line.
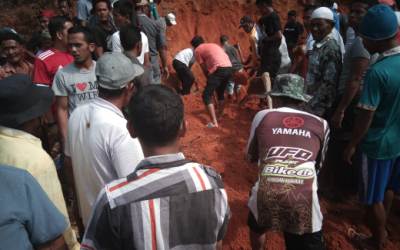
[259, 12, 282, 48]
[90, 23, 117, 53]
[284, 21, 304, 47]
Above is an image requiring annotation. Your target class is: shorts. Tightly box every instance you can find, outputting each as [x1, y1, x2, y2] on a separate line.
[360, 154, 400, 205]
[248, 212, 325, 250]
[259, 45, 281, 78]
[202, 67, 233, 105]
[172, 59, 195, 95]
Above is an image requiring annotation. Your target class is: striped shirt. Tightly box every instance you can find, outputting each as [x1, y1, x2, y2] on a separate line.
[82, 153, 230, 250]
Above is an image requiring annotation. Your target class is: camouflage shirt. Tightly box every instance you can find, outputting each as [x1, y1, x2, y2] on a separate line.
[305, 32, 342, 118]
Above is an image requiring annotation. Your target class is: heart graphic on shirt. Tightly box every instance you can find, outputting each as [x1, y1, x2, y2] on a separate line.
[75, 83, 87, 92]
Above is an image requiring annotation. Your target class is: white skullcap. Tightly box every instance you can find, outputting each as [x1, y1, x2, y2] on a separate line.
[311, 7, 334, 21]
[166, 13, 177, 25]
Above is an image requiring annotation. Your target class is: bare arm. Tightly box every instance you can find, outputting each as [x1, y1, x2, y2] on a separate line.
[290, 46, 305, 73]
[249, 37, 259, 69]
[332, 58, 370, 128]
[159, 46, 169, 79]
[143, 52, 151, 68]
[199, 63, 208, 77]
[37, 235, 67, 250]
[55, 96, 69, 145]
[344, 108, 375, 164]
[235, 44, 246, 64]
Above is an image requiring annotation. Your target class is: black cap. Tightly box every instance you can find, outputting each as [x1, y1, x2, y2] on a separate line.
[239, 16, 253, 28]
[0, 74, 54, 127]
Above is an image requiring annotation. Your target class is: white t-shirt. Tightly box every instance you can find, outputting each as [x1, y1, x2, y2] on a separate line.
[52, 62, 98, 114]
[279, 36, 291, 73]
[109, 31, 149, 65]
[65, 98, 144, 226]
[174, 48, 194, 67]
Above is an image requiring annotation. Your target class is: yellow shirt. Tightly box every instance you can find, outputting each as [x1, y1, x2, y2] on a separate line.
[0, 126, 79, 250]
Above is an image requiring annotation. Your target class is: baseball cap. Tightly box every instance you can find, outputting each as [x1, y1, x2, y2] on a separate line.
[0, 74, 54, 127]
[360, 4, 398, 41]
[268, 74, 312, 103]
[96, 52, 144, 90]
[166, 13, 177, 25]
[239, 16, 253, 28]
[311, 7, 334, 21]
[0, 27, 17, 36]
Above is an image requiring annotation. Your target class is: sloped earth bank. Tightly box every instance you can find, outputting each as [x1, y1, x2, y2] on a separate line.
[159, 0, 400, 249]
[1, 0, 399, 249]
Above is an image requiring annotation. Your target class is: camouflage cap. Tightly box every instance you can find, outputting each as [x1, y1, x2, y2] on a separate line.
[268, 74, 312, 103]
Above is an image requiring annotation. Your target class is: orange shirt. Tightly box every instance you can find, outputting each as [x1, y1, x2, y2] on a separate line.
[195, 43, 232, 74]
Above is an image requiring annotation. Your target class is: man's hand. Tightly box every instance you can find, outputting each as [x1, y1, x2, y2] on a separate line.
[331, 109, 345, 129]
[0, 66, 6, 80]
[343, 143, 357, 165]
[162, 66, 170, 79]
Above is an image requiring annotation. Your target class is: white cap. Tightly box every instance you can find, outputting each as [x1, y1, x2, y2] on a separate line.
[136, 0, 149, 6]
[166, 13, 177, 25]
[333, 2, 338, 10]
[311, 7, 334, 21]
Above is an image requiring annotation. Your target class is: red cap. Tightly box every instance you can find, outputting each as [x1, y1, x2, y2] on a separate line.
[40, 9, 56, 18]
[379, 0, 395, 6]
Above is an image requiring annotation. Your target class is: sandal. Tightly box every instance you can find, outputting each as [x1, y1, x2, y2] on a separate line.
[206, 122, 218, 128]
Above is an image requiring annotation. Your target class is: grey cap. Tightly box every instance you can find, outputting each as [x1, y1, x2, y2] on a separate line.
[96, 52, 144, 90]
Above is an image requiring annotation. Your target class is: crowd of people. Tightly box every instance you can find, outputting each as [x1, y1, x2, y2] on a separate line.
[0, 0, 399, 249]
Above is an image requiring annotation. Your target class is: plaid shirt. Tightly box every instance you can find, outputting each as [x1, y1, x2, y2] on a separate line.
[82, 153, 230, 250]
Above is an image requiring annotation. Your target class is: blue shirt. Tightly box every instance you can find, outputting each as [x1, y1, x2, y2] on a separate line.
[0, 165, 67, 249]
[358, 48, 400, 159]
[332, 9, 340, 31]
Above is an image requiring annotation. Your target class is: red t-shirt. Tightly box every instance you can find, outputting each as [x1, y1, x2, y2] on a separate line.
[33, 49, 74, 86]
[195, 43, 232, 74]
